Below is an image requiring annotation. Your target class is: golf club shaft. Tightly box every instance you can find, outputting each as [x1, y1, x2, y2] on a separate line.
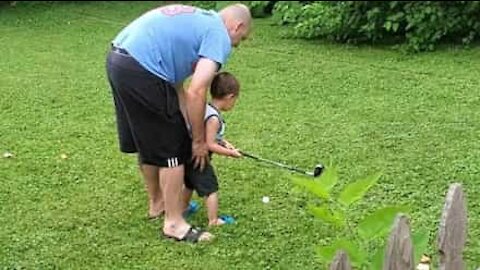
[239, 150, 313, 176]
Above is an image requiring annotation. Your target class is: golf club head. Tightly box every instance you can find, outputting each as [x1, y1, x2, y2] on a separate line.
[313, 164, 324, 177]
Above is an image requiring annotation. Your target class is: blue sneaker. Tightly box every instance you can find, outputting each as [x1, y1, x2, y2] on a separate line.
[219, 215, 236, 225]
[183, 201, 200, 218]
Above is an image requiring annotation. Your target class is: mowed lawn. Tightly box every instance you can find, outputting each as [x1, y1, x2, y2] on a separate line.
[1, 1, 479, 269]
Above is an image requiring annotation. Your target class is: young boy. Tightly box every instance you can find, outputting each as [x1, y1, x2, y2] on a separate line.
[183, 71, 242, 226]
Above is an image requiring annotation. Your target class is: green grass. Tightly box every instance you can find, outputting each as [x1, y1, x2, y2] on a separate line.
[1, 1, 480, 269]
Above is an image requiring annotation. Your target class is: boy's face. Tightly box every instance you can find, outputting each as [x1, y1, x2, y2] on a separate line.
[223, 94, 238, 111]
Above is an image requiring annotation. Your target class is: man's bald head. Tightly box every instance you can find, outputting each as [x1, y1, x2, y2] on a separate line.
[220, 4, 252, 27]
[219, 4, 252, 47]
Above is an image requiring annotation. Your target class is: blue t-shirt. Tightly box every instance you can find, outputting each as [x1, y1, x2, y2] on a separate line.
[112, 4, 231, 84]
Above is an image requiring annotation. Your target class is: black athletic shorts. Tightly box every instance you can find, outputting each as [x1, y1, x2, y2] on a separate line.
[184, 157, 219, 197]
[106, 46, 191, 167]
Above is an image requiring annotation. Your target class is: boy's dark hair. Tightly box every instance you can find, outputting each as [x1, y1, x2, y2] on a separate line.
[210, 72, 240, 99]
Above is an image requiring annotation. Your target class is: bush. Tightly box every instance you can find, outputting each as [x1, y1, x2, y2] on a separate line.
[189, 1, 276, 18]
[241, 1, 276, 18]
[189, 1, 217, 10]
[0, 1, 17, 7]
[271, 1, 304, 26]
[242, 1, 310, 19]
[273, 1, 480, 52]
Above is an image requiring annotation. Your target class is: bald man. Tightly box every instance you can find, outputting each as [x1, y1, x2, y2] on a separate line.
[106, 3, 251, 242]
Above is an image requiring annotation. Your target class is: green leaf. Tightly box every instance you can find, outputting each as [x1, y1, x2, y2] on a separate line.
[358, 205, 410, 239]
[308, 205, 346, 228]
[369, 242, 386, 270]
[316, 165, 338, 192]
[406, 22, 414, 30]
[393, 11, 405, 21]
[338, 172, 382, 206]
[292, 175, 330, 199]
[316, 239, 368, 267]
[412, 229, 430, 264]
[392, 22, 400, 32]
[384, 21, 392, 31]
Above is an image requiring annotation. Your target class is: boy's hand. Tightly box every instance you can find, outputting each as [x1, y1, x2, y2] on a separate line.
[223, 141, 235, 150]
[229, 148, 242, 158]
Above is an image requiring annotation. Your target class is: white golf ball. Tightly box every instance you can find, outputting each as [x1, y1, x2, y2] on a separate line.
[262, 196, 270, 203]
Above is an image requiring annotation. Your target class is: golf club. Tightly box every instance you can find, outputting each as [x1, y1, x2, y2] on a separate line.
[239, 150, 324, 178]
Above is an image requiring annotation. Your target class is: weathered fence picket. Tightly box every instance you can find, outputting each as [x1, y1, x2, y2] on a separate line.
[329, 250, 352, 270]
[383, 214, 415, 270]
[327, 183, 468, 270]
[438, 183, 467, 270]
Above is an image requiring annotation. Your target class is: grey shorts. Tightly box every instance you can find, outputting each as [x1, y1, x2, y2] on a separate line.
[184, 159, 219, 197]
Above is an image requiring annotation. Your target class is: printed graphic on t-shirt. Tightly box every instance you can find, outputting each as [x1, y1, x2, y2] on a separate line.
[157, 5, 196, 16]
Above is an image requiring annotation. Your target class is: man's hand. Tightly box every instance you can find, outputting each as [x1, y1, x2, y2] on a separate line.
[192, 140, 209, 171]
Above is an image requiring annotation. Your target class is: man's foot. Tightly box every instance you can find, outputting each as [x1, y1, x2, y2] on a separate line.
[147, 211, 164, 221]
[148, 201, 164, 220]
[163, 225, 214, 243]
[148, 205, 164, 220]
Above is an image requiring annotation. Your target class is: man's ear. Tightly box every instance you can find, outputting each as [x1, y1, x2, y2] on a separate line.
[235, 21, 244, 32]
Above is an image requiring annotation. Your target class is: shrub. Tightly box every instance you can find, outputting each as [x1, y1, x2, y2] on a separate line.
[189, 1, 217, 10]
[0, 1, 17, 7]
[271, 1, 304, 26]
[189, 1, 276, 18]
[243, 1, 271, 18]
[273, 1, 480, 52]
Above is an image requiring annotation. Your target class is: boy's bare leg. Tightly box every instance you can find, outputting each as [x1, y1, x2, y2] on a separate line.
[140, 164, 164, 218]
[161, 165, 213, 241]
[206, 192, 225, 226]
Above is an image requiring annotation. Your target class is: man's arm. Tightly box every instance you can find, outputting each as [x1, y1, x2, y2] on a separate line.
[174, 81, 188, 123]
[185, 58, 219, 170]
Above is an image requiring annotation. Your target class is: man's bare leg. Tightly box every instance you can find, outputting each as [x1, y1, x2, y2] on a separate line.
[140, 164, 164, 218]
[161, 165, 213, 241]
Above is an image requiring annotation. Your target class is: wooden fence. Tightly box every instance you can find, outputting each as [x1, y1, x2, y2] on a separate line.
[329, 183, 468, 270]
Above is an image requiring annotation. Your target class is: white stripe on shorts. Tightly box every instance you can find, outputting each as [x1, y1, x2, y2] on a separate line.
[167, 157, 179, 168]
